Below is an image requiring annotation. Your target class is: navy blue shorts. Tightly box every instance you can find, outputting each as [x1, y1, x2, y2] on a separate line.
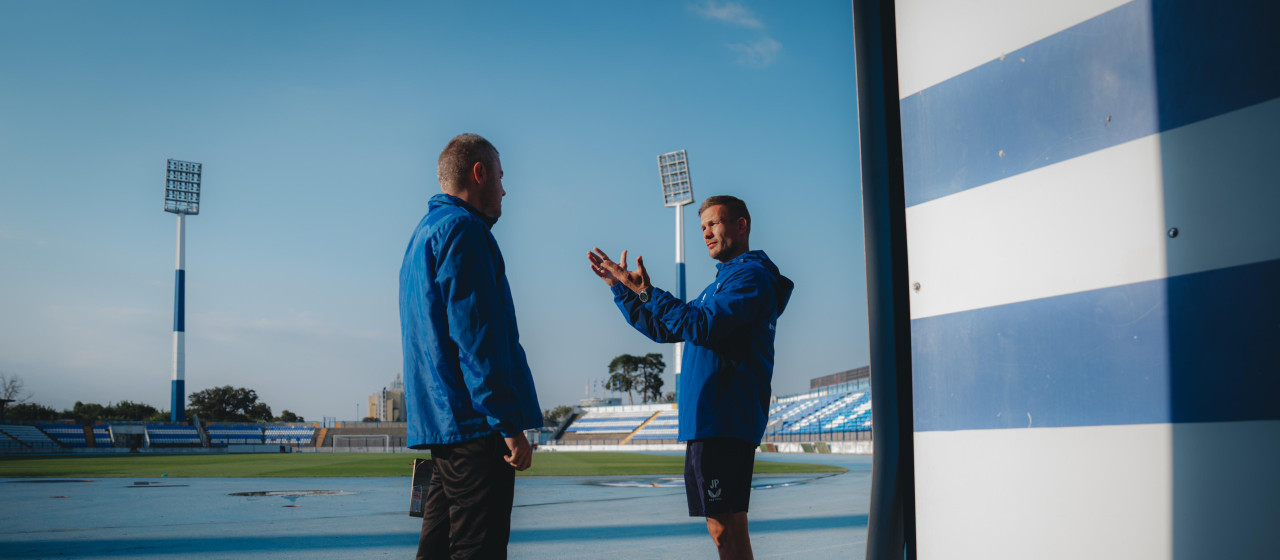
[684, 437, 757, 517]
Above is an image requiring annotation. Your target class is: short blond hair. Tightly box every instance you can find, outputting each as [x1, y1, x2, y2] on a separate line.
[698, 195, 751, 233]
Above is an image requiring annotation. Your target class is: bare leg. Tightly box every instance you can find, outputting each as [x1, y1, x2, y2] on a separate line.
[706, 512, 754, 560]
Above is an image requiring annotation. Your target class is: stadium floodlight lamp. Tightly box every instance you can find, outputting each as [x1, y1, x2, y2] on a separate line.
[164, 159, 202, 215]
[658, 150, 693, 207]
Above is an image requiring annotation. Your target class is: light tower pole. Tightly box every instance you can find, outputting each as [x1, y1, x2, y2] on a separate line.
[657, 150, 694, 400]
[163, 159, 202, 423]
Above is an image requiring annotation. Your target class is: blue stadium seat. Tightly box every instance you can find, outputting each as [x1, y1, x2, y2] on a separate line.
[264, 426, 315, 445]
[205, 425, 265, 445]
[145, 425, 201, 445]
[37, 424, 87, 448]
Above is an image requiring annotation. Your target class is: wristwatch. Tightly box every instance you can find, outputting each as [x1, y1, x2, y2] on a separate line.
[637, 286, 653, 303]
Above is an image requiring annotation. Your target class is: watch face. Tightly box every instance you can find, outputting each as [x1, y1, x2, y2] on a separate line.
[638, 289, 650, 302]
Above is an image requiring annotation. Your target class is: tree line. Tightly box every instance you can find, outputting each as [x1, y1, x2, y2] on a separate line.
[0, 373, 303, 424]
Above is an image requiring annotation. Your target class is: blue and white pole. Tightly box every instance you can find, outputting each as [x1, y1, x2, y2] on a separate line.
[657, 149, 693, 402]
[164, 158, 200, 423]
[674, 204, 686, 391]
[171, 213, 186, 422]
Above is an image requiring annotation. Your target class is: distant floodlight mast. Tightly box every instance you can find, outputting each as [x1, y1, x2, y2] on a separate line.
[657, 149, 694, 401]
[164, 159, 201, 423]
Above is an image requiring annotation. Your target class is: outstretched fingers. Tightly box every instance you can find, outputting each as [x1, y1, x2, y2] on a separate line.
[591, 247, 613, 264]
[588, 249, 626, 287]
[591, 247, 631, 275]
[588, 263, 607, 279]
[636, 255, 651, 285]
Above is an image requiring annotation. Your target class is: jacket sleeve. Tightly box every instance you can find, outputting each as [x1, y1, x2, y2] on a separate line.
[436, 218, 525, 437]
[647, 267, 775, 347]
[612, 283, 681, 343]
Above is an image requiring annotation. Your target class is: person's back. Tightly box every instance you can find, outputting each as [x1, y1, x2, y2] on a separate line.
[400, 195, 539, 446]
[399, 133, 541, 560]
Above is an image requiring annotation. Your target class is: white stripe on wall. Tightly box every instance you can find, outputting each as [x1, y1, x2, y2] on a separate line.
[915, 423, 1173, 560]
[906, 96, 1280, 320]
[906, 134, 1167, 319]
[915, 420, 1280, 559]
[896, 0, 1132, 98]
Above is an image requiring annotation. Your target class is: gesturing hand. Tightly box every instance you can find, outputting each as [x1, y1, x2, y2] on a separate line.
[587, 249, 619, 287]
[589, 248, 652, 296]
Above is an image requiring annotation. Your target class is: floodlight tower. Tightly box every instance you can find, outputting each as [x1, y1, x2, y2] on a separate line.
[657, 150, 694, 400]
[163, 159, 202, 423]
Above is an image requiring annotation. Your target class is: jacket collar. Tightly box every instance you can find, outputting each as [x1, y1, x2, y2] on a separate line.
[429, 193, 499, 228]
[716, 249, 766, 271]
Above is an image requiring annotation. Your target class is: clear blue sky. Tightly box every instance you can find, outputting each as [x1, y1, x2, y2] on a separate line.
[0, 1, 867, 422]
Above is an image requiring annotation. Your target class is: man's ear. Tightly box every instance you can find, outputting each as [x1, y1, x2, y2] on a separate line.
[736, 217, 750, 236]
[470, 161, 487, 186]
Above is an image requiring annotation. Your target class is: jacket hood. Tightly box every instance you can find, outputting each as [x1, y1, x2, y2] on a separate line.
[720, 250, 794, 316]
[428, 193, 498, 228]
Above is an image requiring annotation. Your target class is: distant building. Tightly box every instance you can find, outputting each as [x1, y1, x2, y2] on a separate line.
[810, 366, 871, 391]
[367, 373, 406, 422]
[579, 397, 622, 407]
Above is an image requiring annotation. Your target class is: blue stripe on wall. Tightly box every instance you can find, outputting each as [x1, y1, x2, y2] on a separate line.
[912, 258, 1280, 432]
[173, 269, 184, 332]
[900, 0, 1280, 207]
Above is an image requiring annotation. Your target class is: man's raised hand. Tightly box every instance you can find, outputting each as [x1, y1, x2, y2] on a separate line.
[587, 249, 619, 287]
[590, 248, 652, 296]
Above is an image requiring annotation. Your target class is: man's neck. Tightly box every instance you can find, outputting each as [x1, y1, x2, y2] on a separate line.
[444, 187, 480, 210]
[717, 246, 750, 263]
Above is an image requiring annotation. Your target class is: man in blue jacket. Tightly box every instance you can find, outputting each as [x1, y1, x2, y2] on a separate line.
[589, 195, 793, 560]
[400, 133, 542, 559]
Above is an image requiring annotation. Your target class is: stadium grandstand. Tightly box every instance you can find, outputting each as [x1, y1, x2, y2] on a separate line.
[545, 367, 874, 448]
[0, 421, 326, 454]
[92, 425, 113, 448]
[206, 425, 265, 445]
[0, 368, 874, 455]
[765, 367, 872, 442]
[558, 408, 660, 444]
[37, 424, 89, 448]
[0, 424, 62, 450]
[264, 425, 315, 446]
[629, 409, 678, 442]
[145, 424, 202, 446]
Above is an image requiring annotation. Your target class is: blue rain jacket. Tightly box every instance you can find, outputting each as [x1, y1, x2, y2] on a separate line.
[399, 194, 542, 447]
[612, 250, 793, 444]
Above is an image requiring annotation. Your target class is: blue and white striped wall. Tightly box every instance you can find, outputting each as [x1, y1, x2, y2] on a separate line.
[896, 1, 1280, 557]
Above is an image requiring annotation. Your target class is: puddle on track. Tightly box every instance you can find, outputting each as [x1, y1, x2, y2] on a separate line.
[7, 479, 95, 484]
[228, 490, 356, 497]
[586, 472, 841, 490]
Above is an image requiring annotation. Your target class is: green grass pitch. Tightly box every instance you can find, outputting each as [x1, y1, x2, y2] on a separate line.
[0, 452, 845, 478]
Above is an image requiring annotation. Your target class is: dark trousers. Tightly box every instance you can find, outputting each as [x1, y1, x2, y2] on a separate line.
[416, 434, 515, 560]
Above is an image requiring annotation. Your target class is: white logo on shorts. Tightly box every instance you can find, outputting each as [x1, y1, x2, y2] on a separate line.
[707, 478, 722, 500]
